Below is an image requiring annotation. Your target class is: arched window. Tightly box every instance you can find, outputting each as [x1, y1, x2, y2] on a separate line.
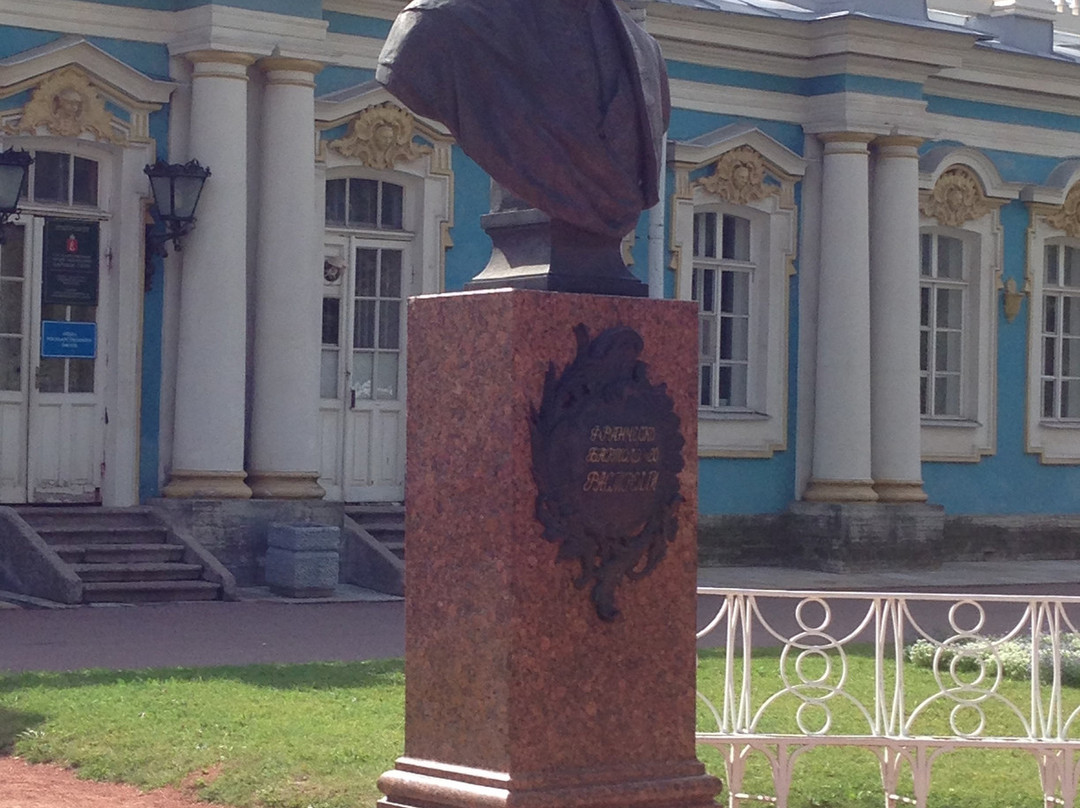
[916, 155, 1012, 462]
[670, 131, 804, 457]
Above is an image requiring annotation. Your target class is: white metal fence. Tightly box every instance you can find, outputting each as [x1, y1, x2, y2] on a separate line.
[695, 588, 1080, 807]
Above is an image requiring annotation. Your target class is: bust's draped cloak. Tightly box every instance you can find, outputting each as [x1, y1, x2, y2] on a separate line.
[377, 0, 671, 239]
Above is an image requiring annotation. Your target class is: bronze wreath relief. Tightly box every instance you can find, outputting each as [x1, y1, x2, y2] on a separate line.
[529, 324, 684, 621]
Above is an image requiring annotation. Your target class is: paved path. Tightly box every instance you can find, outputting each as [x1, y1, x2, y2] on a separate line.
[4, 560, 1080, 673]
[0, 600, 405, 673]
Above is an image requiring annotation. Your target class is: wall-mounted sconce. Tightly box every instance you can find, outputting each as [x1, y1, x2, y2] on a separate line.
[1002, 276, 1027, 323]
[0, 148, 33, 246]
[144, 159, 211, 290]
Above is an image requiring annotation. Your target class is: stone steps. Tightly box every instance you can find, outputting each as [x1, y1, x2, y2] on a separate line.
[53, 543, 186, 565]
[82, 579, 221, 604]
[345, 504, 405, 561]
[16, 505, 222, 604]
[72, 562, 204, 582]
[35, 526, 170, 545]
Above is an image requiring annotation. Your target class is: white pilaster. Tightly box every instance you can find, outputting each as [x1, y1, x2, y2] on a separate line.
[804, 133, 877, 503]
[164, 51, 254, 499]
[870, 136, 928, 503]
[247, 57, 325, 499]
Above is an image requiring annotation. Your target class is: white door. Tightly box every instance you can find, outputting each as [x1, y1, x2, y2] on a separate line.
[0, 218, 104, 503]
[319, 234, 409, 502]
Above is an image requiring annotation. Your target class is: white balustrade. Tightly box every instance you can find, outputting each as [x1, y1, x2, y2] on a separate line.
[696, 588, 1080, 807]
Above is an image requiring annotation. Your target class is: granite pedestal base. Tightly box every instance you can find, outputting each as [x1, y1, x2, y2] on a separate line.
[786, 501, 945, 573]
[382, 289, 719, 808]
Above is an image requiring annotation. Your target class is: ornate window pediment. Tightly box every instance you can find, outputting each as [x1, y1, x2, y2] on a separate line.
[318, 86, 453, 297]
[695, 145, 778, 208]
[327, 102, 433, 170]
[0, 37, 172, 147]
[920, 166, 1001, 228]
[9, 67, 123, 144]
[1043, 185, 1080, 239]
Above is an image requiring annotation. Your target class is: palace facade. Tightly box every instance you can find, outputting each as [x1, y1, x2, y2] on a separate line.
[2, 0, 1080, 569]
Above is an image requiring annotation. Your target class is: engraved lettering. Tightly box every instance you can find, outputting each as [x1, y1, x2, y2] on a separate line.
[580, 469, 662, 494]
[589, 425, 657, 443]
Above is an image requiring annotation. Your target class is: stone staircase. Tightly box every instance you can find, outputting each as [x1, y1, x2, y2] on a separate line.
[341, 503, 404, 596]
[345, 503, 405, 561]
[16, 506, 223, 604]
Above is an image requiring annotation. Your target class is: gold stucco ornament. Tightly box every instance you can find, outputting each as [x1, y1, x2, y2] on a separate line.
[921, 166, 993, 228]
[328, 103, 432, 170]
[14, 67, 122, 144]
[696, 145, 774, 206]
[1046, 185, 1080, 239]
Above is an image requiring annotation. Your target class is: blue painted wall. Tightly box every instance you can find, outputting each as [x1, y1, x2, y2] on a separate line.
[139, 108, 171, 502]
[315, 67, 377, 97]
[323, 11, 392, 39]
[0, 28, 62, 58]
[445, 148, 491, 292]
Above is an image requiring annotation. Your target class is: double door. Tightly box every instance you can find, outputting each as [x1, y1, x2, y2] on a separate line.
[319, 235, 409, 501]
[0, 218, 104, 503]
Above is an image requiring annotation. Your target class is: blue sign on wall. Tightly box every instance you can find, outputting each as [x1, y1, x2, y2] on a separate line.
[41, 321, 96, 359]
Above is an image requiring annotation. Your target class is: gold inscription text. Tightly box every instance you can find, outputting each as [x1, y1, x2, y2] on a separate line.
[589, 425, 656, 443]
[582, 470, 660, 494]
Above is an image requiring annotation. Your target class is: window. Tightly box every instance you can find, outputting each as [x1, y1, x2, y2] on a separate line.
[325, 178, 403, 230]
[919, 233, 966, 418]
[321, 176, 409, 404]
[693, 212, 752, 409]
[1025, 211, 1080, 464]
[30, 151, 98, 207]
[1040, 243, 1080, 421]
[670, 133, 804, 457]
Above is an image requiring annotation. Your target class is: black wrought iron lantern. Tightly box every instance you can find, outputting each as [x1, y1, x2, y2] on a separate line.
[144, 159, 211, 289]
[0, 148, 33, 245]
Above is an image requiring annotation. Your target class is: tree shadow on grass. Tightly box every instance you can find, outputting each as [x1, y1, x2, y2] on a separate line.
[0, 658, 405, 694]
[0, 706, 45, 753]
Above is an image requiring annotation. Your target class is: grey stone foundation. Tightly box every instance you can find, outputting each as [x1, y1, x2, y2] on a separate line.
[151, 499, 342, 586]
[698, 508, 1080, 571]
[784, 502, 945, 572]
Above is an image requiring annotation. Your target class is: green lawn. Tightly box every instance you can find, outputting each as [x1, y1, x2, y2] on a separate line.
[0, 649, 1073, 807]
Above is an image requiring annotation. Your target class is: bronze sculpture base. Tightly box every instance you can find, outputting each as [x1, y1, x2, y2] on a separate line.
[466, 210, 648, 297]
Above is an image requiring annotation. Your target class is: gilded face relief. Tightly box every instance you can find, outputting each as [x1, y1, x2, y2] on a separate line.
[327, 103, 432, 170]
[13, 67, 121, 143]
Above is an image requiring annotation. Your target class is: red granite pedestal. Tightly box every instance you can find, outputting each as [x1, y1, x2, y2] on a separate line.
[379, 288, 720, 808]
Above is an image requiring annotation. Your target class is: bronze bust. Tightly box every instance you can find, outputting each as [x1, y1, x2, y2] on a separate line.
[377, 0, 671, 295]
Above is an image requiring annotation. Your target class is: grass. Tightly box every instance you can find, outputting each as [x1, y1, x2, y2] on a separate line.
[0, 648, 1076, 807]
[0, 660, 404, 808]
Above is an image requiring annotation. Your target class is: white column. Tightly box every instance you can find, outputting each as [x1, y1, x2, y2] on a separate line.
[804, 133, 878, 502]
[247, 58, 325, 499]
[870, 136, 928, 502]
[164, 51, 254, 499]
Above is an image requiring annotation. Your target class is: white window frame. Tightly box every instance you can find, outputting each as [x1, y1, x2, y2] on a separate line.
[317, 90, 454, 298]
[692, 206, 764, 413]
[1022, 168, 1080, 464]
[918, 227, 978, 422]
[671, 126, 804, 457]
[917, 150, 1017, 462]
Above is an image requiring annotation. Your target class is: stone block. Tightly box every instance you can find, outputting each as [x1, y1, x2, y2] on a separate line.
[264, 526, 340, 598]
[267, 522, 340, 552]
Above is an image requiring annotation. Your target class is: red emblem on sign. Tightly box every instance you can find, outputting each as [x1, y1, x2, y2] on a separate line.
[66, 234, 78, 253]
